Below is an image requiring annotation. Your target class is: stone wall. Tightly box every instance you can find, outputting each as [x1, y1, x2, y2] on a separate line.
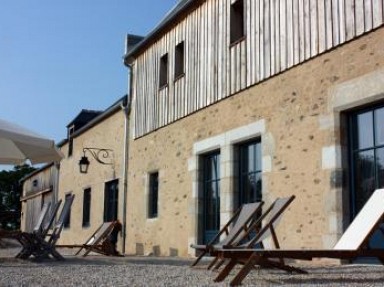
[126, 27, 384, 257]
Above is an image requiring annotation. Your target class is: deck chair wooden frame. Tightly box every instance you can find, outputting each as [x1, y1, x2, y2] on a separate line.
[58, 221, 117, 257]
[18, 195, 74, 261]
[215, 189, 384, 286]
[16, 200, 62, 259]
[190, 201, 263, 268]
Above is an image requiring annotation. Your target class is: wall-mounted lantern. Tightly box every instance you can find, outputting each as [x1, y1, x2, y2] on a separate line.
[79, 147, 114, 174]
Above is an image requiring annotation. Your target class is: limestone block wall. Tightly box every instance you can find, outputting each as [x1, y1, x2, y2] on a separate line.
[58, 111, 126, 250]
[126, 27, 384, 257]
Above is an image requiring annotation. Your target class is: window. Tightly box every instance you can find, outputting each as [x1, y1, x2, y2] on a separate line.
[159, 53, 169, 88]
[63, 193, 72, 228]
[174, 42, 185, 79]
[104, 180, 119, 222]
[230, 0, 245, 44]
[68, 126, 74, 157]
[237, 140, 262, 206]
[148, 172, 159, 218]
[349, 105, 384, 218]
[82, 188, 91, 227]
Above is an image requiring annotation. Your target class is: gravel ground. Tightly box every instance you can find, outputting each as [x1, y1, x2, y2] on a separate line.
[1, 240, 384, 286]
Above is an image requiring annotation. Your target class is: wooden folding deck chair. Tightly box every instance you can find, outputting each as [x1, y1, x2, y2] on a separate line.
[58, 221, 118, 257]
[16, 200, 62, 259]
[215, 189, 384, 286]
[190, 202, 263, 268]
[18, 195, 74, 261]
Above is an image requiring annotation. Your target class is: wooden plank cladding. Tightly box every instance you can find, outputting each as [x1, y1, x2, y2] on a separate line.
[132, 0, 384, 138]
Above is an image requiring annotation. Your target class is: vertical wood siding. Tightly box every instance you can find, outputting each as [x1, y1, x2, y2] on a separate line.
[132, 0, 384, 138]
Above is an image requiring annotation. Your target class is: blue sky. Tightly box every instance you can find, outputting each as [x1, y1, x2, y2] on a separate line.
[0, 0, 178, 144]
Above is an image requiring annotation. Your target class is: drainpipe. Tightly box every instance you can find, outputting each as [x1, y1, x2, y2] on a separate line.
[122, 34, 135, 254]
[121, 95, 130, 255]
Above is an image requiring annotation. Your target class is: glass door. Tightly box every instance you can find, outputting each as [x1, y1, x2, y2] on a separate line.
[349, 106, 384, 250]
[202, 151, 220, 244]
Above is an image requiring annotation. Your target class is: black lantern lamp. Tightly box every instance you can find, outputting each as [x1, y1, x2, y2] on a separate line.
[78, 147, 114, 174]
[79, 154, 91, 173]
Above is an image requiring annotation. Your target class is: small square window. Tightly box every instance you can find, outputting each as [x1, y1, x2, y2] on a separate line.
[148, 172, 159, 218]
[230, 0, 245, 44]
[174, 42, 185, 79]
[159, 53, 169, 88]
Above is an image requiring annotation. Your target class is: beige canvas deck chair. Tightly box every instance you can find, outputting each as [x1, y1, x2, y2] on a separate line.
[58, 221, 117, 257]
[190, 202, 263, 268]
[215, 189, 384, 286]
[18, 195, 74, 261]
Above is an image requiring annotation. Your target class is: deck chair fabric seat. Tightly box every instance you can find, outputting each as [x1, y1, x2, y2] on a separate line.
[215, 189, 384, 286]
[58, 221, 117, 257]
[190, 202, 263, 268]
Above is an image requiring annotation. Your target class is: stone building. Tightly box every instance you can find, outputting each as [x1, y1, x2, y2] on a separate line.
[123, 0, 384, 257]
[56, 95, 129, 252]
[20, 95, 129, 253]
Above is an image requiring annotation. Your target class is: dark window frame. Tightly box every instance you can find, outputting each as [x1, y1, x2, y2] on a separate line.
[237, 139, 262, 207]
[148, 172, 159, 219]
[202, 151, 221, 244]
[230, 0, 246, 45]
[174, 41, 185, 80]
[348, 103, 384, 220]
[63, 193, 72, 228]
[159, 53, 169, 89]
[82, 188, 91, 227]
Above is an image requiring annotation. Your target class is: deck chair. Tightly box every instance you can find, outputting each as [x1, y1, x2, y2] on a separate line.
[0, 201, 51, 240]
[16, 200, 62, 259]
[18, 195, 74, 261]
[57, 221, 117, 257]
[190, 201, 263, 268]
[215, 189, 384, 286]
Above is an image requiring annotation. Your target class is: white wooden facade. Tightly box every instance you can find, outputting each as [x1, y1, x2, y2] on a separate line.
[131, 0, 384, 138]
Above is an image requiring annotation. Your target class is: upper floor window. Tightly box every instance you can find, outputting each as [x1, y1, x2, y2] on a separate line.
[68, 126, 74, 157]
[148, 172, 159, 218]
[174, 41, 185, 79]
[159, 53, 169, 88]
[230, 0, 245, 44]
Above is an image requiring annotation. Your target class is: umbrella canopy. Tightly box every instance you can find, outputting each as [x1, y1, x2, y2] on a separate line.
[0, 118, 63, 165]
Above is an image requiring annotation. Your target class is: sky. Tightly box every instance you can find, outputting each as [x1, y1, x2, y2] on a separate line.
[0, 0, 178, 145]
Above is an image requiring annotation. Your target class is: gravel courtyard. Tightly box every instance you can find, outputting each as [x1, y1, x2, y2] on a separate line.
[1, 240, 384, 286]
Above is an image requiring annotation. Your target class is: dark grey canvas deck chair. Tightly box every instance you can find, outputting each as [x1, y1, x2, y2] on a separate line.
[58, 221, 117, 257]
[18, 195, 74, 261]
[215, 189, 384, 286]
[209, 195, 296, 272]
[190, 201, 264, 268]
[16, 200, 62, 259]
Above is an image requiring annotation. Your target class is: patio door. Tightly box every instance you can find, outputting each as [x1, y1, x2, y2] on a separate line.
[349, 105, 384, 250]
[202, 151, 220, 244]
[104, 179, 119, 222]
